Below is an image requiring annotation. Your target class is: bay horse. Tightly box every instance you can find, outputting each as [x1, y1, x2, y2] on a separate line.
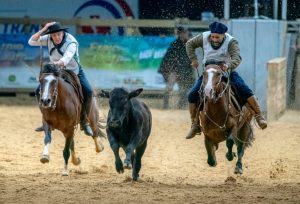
[199, 64, 254, 174]
[38, 63, 105, 176]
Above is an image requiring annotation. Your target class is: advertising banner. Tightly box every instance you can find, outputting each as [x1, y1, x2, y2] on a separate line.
[0, 34, 175, 91]
[0, 0, 138, 35]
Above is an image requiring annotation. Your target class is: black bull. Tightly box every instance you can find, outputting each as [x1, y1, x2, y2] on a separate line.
[100, 88, 152, 181]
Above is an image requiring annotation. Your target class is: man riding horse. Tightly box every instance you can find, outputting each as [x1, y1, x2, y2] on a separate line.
[185, 21, 267, 139]
[28, 22, 94, 136]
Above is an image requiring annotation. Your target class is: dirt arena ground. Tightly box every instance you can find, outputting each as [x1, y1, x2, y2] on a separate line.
[0, 98, 300, 204]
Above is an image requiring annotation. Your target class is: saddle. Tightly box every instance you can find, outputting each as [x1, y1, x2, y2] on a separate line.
[60, 70, 84, 104]
[227, 83, 252, 129]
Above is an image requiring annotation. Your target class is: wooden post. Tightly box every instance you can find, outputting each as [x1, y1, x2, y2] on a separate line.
[267, 58, 287, 121]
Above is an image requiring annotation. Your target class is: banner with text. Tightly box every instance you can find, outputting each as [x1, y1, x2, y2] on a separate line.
[0, 34, 175, 91]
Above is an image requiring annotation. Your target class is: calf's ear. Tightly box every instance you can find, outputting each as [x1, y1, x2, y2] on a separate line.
[98, 89, 110, 98]
[129, 88, 143, 99]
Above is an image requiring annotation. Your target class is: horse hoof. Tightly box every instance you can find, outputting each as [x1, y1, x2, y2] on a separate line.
[62, 171, 69, 176]
[234, 167, 243, 174]
[226, 152, 235, 161]
[95, 144, 104, 153]
[72, 157, 81, 166]
[40, 155, 49, 164]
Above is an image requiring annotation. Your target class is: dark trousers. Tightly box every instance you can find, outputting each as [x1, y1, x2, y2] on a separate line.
[188, 71, 253, 106]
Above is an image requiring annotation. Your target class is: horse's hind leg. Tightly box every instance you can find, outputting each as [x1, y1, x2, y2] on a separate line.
[62, 133, 74, 176]
[40, 123, 51, 164]
[93, 136, 104, 153]
[70, 137, 81, 166]
[226, 137, 236, 161]
[204, 136, 217, 167]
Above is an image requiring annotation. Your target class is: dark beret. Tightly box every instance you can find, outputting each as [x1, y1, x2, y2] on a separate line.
[209, 22, 228, 34]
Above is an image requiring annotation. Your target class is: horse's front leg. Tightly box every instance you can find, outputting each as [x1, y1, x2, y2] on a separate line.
[226, 136, 236, 161]
[70, 132, 81, 166]
[40, 122, 51, 163]
[62, 131, 74, 176]
[204, 136, 217, 167]
[234, 141, 245, 174]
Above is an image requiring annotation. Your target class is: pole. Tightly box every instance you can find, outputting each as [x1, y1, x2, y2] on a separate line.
[254, 0, 259, 18]
[281, 0, 287, 20]
[273, 0, 278, 19]
[224, 0, 230, 20]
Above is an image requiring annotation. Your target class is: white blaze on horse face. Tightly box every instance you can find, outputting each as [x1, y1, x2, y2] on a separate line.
[204, 68, 217, 98]
[41, 75, 56, 103]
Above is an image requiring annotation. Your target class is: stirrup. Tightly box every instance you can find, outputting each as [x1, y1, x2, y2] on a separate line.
[186, 124, 201, 139]
[81, 123, 93, 136]
[255, 115, 267, 130]
[35, 125, 44, 132]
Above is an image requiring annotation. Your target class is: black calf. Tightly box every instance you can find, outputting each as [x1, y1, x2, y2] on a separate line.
[100, 88, 152, 181]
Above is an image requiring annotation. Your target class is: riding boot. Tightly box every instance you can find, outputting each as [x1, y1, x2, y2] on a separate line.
[80, 96, 93, 136]
[186, 103, 201, 139]
[35, 93, 44, 132]
[246, 96, 267, 129]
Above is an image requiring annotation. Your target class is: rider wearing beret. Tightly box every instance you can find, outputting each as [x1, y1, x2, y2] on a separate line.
[185, 21, 267, 139]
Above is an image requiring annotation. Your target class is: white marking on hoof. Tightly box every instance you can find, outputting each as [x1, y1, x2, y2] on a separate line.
[40, 155, 49, 163]
[62, 170, 69, 176]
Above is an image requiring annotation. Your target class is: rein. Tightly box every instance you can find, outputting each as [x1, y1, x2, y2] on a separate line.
[202, 70, 231, 131]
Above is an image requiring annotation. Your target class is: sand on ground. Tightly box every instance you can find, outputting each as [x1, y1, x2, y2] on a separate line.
[0, 102, 299, 203]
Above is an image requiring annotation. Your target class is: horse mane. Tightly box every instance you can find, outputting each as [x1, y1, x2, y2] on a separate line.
[40, 63, 84, 104]
[41, 63, 60, 76]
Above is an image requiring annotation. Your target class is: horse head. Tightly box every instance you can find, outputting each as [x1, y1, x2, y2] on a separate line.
[38, 63, 60, 109]
[203, 64, 224, 101]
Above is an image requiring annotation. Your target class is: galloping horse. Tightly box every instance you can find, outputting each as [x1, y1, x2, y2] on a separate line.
[199, 64, 254, 174]
[38, 63, 105, 176]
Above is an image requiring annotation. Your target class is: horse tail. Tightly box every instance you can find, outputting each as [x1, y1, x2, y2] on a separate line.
[244, 121, 255, 149]
[97, 118, 107, 139]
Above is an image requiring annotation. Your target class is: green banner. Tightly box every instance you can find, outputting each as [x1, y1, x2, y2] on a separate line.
[78, 35, 175, 70]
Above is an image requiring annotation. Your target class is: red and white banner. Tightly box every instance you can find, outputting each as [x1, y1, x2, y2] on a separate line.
[0, 0, 138, 35]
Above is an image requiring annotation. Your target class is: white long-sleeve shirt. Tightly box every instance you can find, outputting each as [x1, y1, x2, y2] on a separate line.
[28, 33, 80, 74]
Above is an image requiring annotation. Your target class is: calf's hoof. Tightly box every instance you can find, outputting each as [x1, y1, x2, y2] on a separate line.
[132, 174, 139, 181]
[116, 160, 124, 174]
[123, 160, 132, 170]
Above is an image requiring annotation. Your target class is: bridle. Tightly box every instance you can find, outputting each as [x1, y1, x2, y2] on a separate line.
[39, 73, 59, 111]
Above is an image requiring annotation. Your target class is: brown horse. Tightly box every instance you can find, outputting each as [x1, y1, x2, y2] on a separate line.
[199, 64, 254, 174]
[38, 63, 105, 176]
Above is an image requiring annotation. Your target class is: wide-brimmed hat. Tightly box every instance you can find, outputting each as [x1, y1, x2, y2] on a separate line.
[43, 22, 68, 35]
